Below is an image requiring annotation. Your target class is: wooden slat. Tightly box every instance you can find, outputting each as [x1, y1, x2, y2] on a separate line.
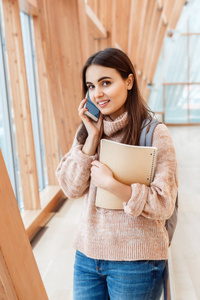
[0, 149, 48, 299]
[113, 0, 131, 53]
[94, 0, 114, 50]
[77, 0, 90, 63]
[2, 0, 40, 209]
[87, 0, 98, 12]
[128, 0, 148, 67]
[86, 4, 107, 39]
[0, 251, 18, 300]
[163, 0, 175, 23]
[19, 0, 38, 16]
[37, 0, 89, 155]
[142, 2, 163, 83]
[33, 16, 60, 184]
[137, 0, 156, 74]
[169, 0, 185, 30]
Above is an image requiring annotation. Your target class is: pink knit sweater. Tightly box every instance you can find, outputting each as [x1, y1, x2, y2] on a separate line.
[56, 112, 178, 261]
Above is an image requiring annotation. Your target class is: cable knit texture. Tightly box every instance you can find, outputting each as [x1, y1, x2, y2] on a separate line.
[56, 113, 178, 261]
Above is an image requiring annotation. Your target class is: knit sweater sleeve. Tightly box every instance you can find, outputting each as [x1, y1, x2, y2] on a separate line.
[56, 132, 98, 199]
[123, 124, 178, 220]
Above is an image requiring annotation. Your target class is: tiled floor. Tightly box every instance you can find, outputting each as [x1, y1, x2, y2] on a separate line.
[32, 125, 200, 300]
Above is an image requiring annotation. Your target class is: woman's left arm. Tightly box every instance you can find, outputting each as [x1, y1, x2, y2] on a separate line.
[91, 124, 178, 220]
[124, 124, 178, 220]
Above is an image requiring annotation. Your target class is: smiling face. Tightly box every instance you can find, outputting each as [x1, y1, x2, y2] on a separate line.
[85, 65, 134, 120]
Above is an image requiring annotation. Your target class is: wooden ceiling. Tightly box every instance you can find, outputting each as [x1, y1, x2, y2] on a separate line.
[1, 0, 185, 209]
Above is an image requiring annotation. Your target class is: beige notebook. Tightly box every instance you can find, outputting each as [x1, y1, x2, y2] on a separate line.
[96, 139, 157, 210]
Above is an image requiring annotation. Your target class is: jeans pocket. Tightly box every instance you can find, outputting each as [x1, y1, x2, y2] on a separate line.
[147, 260, 166, 268]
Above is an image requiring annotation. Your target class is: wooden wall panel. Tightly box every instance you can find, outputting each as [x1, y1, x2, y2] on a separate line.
[33, 16, 60, 184]
[137, 0, 156, 75]
[36, 0, 89, 154]
[0, 150, 48, 300]
[112, 0, 131, 53]
[169, 0, 186, 31]
[142, 2, 163, 83]
[86, 4, 107, 40]
[19, 0, 37, 16]
[128, 0, 148, 66]
[2, 0, 40, 209]
[91, 0, 113, 51]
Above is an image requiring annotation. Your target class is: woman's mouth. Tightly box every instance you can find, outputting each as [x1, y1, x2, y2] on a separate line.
[97, 100, 110, 108]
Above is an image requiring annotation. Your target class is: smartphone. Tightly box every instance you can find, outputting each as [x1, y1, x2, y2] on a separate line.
[84, 91, 100, 122]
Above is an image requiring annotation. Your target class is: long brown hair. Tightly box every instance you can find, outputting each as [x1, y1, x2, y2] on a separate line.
[77, 48, 153, 145]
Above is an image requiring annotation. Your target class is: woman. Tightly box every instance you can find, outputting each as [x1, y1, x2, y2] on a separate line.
[56, 48, 178, 300]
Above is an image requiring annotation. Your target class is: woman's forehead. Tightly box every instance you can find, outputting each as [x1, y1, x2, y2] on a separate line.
[85, 65, 120, 82]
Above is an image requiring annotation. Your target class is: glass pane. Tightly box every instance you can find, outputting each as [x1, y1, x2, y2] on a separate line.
[165, 85, 188, 123]
[20, 12, 47, 191]
[189, 85, 200, 123]
[148, 85, 163, 112]
[175, 4, 188, 33]
[0, 11, 24, 210]
[188, 0, 200, 32]
[189, 35, 200, 82]
[164, 35, 188, 83]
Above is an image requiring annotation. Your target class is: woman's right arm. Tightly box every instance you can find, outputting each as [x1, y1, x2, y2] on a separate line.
[56, 137, 98, 199]
[56, 98, 103, 198]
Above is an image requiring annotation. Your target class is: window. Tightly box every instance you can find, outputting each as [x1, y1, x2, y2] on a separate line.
[148, 0, 200, 124]
[0, 6, 48, 211]
[20, 11, 48, 191]
[0, 5, 23, 209]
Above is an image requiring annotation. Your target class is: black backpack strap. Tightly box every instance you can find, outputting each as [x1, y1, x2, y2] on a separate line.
[139, 118, 161, 147]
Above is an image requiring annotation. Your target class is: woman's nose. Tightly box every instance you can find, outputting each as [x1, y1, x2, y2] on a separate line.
[94, 87, 104, 98]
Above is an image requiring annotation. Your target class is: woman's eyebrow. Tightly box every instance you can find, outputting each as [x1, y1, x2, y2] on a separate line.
[86, 76, 112, 85]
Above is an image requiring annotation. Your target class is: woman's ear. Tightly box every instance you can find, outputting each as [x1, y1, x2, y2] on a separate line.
[127, 74, 134, 90]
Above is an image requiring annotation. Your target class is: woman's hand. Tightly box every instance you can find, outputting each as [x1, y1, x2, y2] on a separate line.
[79, 98, 103, 156]
[91, 160, 132, 203]
[91, 161, 114, 190]
[78, 98, 103, 140]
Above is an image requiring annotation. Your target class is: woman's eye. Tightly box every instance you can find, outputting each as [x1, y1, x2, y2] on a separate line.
[87, 84, 95, 89]
[102, 81, 111, 86]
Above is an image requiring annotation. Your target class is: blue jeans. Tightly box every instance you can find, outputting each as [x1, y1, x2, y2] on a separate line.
[73, 250, 166, 300]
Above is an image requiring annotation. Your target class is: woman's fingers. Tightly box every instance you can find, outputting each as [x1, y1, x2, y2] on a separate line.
[78, 98, 87, 111]
[91, 160, 101, 168]
[78, 98, 91, 122]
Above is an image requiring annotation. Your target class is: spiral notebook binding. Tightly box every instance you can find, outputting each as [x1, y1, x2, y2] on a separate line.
[149, 148, 156, 184]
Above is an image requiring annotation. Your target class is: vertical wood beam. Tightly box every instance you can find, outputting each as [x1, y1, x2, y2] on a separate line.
[87, 0, 99, 52]
[169, 0, 186, 30]
[36, 0, 89, 154]
[33, 16, 60, 185]
[0, 150, 48, 299]
[77, 0, 90, 63]
[94, 0, 113, 50]
[128, 0, 148, 67]
[142, 1, 163, 82]
[113, 0, 131, 53]
[137, 0, 156, 74]
[2, 0, 40, 209]
[0, 251, 18, 300]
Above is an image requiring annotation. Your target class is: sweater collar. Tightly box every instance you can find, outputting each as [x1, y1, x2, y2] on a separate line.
[103, 111, 128, 137]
